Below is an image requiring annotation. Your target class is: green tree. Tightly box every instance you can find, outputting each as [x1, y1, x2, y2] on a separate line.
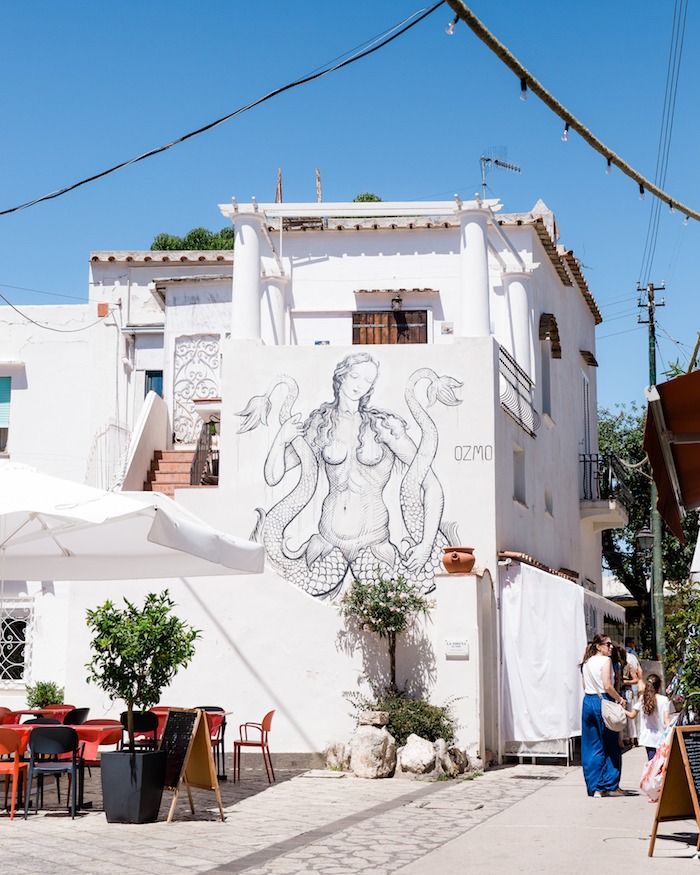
[150, 226, 234, 250]
[339, 573, 431, 691]
[598, 404, 698, 653]
[86, 590, 200, 750]
[665, 579, 700, 715]
[353, 192, 383, 202]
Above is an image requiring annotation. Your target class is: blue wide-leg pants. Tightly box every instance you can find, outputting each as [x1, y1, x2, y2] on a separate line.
[581, 693, 621, 796]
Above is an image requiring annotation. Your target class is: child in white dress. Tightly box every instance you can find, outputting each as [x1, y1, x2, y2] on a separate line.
[622, 673, 671, 760]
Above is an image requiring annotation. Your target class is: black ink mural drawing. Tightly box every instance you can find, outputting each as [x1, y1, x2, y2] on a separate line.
[235, 353, 462, 599]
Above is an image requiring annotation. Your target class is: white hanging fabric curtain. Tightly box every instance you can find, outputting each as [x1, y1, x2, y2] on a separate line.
[500, 562, 592, 744]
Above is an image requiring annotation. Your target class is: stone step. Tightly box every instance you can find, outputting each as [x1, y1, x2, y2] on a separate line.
[154, 449, 195, 462]
[149, 461, 192, 474]
[148, 472, 193, 485]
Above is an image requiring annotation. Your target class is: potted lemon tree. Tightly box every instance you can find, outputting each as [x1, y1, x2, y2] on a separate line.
[86, 590, 200, 823]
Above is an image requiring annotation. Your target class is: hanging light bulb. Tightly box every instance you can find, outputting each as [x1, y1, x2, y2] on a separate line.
[606, 158, 612, 175]
[669, 202, 675, 214]
[639, 184, 646, 202]
[683, 215, 690, 226]
[520, 78, 528, 101]
[561, 123, 569, 142]
[445, 15, 459, 35]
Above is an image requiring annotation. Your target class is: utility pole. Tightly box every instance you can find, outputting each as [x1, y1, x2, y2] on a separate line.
[637, 281, 665, 661]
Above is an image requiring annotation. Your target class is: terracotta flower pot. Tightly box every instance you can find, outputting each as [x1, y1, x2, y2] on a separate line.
[442, 546, 476, 574]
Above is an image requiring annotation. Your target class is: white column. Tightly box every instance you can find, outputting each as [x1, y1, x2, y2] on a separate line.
[504, 271, 533, 378]
[262, 276, 289, 346]
[231, 213, 265, 340]
[458, 208, 490, 337]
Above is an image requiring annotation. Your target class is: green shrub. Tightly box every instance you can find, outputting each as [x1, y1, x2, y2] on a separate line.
[25, 680, 64, 708]
[347, 689, 458, 747]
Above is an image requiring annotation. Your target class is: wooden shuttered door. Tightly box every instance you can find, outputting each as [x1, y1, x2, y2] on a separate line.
[352, 310, 427, 345]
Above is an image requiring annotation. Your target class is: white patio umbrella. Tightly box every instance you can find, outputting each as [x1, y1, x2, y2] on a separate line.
[0, 461, 265, 580]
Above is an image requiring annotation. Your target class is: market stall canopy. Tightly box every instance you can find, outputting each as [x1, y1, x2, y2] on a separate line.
[0, 461, 265, 580]
[643, 368, 700, 542]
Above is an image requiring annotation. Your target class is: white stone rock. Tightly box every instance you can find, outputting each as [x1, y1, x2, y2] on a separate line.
[357, 710, 389, 726]
[398, 733, 436, 774]
[324, 741, 350, 771]
[349, 725, 396, 778]
[433, 739, 456, 777]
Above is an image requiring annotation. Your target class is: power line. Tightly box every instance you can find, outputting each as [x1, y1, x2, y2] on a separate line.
[0, 292, 113, 331]
[445, 0, 700, 222]
[0, 282, 86, 302]
[0, 3, 444, 218]
[638, 0, 688, 284]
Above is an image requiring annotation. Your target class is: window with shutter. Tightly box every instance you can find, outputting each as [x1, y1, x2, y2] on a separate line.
[0, 376, 10, 452]
[352, 310, 427, 344]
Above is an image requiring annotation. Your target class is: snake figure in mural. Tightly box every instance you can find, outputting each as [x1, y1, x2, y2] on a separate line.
[235, 352, 462, 599]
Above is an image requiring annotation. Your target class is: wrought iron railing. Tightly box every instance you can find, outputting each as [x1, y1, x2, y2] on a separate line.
[190, 420, 212, 486]
[498, 346, 541, 437]
[579, 452, 633, 508]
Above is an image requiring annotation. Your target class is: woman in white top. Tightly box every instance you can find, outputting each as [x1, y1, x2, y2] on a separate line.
[623, 673, 671, 760]
[580, 633, 625, 797]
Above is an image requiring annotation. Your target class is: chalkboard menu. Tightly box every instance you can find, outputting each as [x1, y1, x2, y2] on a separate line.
[683, 729, 700, 801]
[161, 709, 198, 790]
[649, 726, 700, 857]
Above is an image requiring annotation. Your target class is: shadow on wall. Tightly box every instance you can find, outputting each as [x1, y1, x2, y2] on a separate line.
[336, 623, 436, 697]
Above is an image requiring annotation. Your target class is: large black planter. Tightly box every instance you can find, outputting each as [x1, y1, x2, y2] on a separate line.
[101, 750, 167, 823]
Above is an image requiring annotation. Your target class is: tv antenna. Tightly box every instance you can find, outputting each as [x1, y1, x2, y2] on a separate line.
[480, 151, 521, 198]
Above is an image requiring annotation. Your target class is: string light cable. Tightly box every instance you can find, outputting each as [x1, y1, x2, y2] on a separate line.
[0, 3, 444, 218]
[0, 292, 114, 332]
[444, 0, 700, 223]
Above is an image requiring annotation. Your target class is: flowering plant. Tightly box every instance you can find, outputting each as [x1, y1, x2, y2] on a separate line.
[339, 573, 432, 690]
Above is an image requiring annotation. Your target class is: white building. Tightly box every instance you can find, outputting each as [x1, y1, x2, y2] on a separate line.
[0, 197, 626, 762]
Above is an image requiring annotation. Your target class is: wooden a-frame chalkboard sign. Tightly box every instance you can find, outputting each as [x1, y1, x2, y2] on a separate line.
[649, 725, 700, 856]
[159, 707, 225, 823]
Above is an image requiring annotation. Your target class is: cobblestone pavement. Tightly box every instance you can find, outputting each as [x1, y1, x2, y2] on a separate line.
[0, 762, 566, 874]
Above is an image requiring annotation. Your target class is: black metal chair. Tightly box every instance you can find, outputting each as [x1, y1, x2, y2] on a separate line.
[63, 708, 90, 726]
[195, 706, 227, 780]
[119, 710, 158, 750]
[23, 726, 83, 819]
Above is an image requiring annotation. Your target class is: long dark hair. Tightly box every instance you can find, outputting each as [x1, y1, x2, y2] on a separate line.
[642, 673, 662, 715]
[581, 633, 609, 667]
[305, 353, 406, 457]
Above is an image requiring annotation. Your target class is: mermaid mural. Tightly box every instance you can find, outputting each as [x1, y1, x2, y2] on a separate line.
[235, 353, 462, 599]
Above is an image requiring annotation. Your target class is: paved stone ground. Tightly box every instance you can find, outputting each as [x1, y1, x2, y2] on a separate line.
[0, 760, 563, 875]
[1, 750, 697, 873]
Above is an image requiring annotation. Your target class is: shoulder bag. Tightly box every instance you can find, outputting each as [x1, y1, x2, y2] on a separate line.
[598, 694, 626, 732]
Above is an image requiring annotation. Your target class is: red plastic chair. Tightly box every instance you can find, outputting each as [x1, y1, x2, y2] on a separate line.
[0, 729, 28, 820]
[0, 707, 12, 725]
[197, 708, 226, 780]
[233, 710, 275, 783]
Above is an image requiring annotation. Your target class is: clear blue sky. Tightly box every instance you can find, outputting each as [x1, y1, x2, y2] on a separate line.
[1, 1, 698, 411]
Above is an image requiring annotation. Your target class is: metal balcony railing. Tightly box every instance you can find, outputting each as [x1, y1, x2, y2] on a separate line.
[579, 452, 633, 508]
[498, 346, 541, 437]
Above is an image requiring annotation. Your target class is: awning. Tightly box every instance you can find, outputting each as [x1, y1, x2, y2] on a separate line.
[643, 369, 700, 543]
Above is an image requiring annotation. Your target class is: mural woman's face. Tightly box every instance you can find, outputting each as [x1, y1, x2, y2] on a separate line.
[338, 361, 378, 403]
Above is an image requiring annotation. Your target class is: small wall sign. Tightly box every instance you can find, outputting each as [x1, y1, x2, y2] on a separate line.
[444, 638, 469, 659]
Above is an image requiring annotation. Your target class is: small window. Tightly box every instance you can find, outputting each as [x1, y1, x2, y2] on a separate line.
[544, 485, 554, 516]
[513, 445, 526, 506]
[540, 341, 552, 418]
[145, 370, 163, 398]
[0, 376, 10, 452]
[0, 600, 32, 685]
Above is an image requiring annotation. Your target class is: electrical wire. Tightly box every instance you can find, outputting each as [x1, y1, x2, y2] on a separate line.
[444, 0, 700, 222]
[0, 282, 86, 302]
[638, 0, 688, 284]
[0, 292, 112, 331]
[0, 3, 444, 218]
